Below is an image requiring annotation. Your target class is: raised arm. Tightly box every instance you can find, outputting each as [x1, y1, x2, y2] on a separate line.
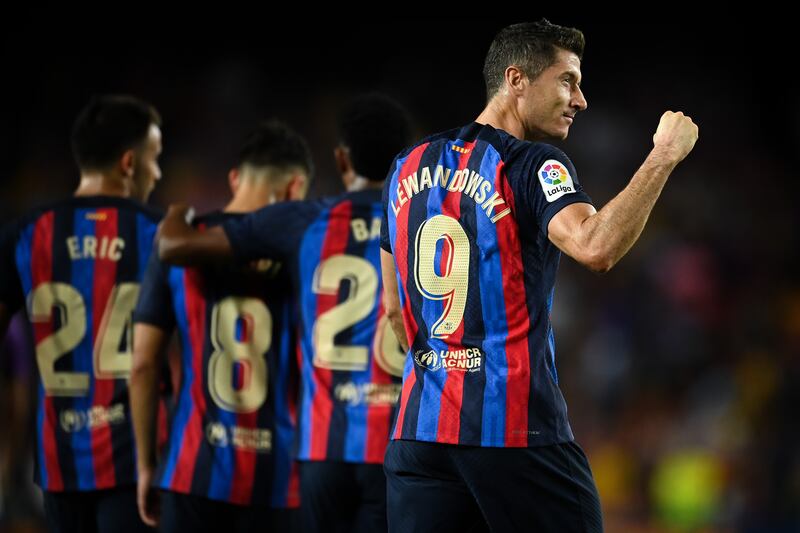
[157, 204, 232, 265]
[548, 111, 698, 273]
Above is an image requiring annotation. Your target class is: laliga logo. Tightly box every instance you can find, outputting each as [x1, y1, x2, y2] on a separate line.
[206, 422, 229, 447]
[540, 163, 566, 185]
[414, 349, 442, 371]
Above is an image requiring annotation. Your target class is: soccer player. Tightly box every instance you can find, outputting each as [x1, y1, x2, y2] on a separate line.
[155, 93, 413, 533]
[379, 19, 699, 533]
[130, 120, 312, 532]
[0, 95, 164, 533]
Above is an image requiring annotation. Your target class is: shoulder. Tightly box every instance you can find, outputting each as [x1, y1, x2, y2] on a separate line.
[117, 198, 163, 222]
[503, 140, 575, 176]
[1, 198, 72, 239]
[393, 127, 462, 162]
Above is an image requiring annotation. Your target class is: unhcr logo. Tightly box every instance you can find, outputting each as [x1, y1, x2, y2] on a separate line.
[60, 409, 87, 432]
[206, 422, 229, 447]
[414, 349, 442, 371]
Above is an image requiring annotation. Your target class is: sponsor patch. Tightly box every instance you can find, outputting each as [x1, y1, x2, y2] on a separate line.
[538, 159, 576, 202]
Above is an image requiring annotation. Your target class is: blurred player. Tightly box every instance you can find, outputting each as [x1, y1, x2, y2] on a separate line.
[0, 95, 164, 533]
[130, 120, 312, 532]
[155, 93, 413, 533]
[379, 19, 698, 533]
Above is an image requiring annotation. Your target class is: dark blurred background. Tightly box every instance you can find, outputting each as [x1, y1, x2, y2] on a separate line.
[1, 14, 798, 533]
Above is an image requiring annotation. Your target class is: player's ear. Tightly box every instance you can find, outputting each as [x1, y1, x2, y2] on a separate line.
[334, 145, 356, 190]
[228, 168, 240, 195]
[120, 149, 136, 177]
[287, 173, 307, 201]
[504, 65, 527, 96]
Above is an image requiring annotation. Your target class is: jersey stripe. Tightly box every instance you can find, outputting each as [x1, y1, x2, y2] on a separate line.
[388, 144, 428, 440]
[308, 201, 352, 459]
[30, 212, 63, 490]
[493, 160, 532, 446]
[70, 209, 97, 489]
[170, 268, 207, 491]
[90, 207, 118, 487]
[432, 141, 474, 444]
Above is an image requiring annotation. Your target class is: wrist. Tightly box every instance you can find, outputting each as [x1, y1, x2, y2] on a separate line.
[137, 457, 156, 473]
[647, 146, 681, 170]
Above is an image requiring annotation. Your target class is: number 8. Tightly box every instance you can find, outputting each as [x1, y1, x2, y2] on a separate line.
[208, 296, 271, 413]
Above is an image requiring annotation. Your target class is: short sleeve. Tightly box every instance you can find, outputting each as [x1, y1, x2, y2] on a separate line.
[222, 201, 314, 262]
[380, 175, 393, 253]
[133, 247, 175, 330]
[513, 144, 593, 237]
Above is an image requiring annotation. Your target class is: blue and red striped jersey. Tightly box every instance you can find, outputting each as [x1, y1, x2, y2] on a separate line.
[0, 196, 161, 491]
[223, 189, 404, 464]
[380, 122, 593, 448]
[133, 212, 300, 507]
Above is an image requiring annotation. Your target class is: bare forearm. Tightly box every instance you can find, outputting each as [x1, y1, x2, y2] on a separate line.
[130, 325, 168, 472]
[580, 148, 677, 270]
[157, 205, 232, 265]
[388, 311, 409, 353]
[158, 225, 231, 265]
[380, 249, 409, 352]
[551, 111, 698, 273]
[130, 363, 159, 471]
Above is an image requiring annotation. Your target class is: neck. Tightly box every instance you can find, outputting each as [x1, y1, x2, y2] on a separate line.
[74, 173, 131, 198]
[475, 95, 528, 140]
[224, 182, 277, 213]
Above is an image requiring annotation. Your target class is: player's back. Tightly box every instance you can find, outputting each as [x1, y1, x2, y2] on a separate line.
[0, 195, 161, 491]
[383, 122, 592, 448]
[223, 190, 406, 464]
[135, 211, 300, 507]
[295, 190, 405, 462]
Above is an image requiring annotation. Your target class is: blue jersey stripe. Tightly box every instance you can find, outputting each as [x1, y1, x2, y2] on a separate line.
[158, 267, 194, 487]
[70, 209, 96, 489]
[270, 298, 293, 506]
[296, 208, 330, 459]
[342, 203, 384, 462]
[546, 287, 558, 384]
[136, 213, 157, 275]
[15, 224, 34, 296]
[208, 407, 235, 501]
[36, 381, 48, 487]
[475, 147, 510, 446]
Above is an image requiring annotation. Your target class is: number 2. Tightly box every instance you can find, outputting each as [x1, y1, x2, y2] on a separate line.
[312, 254, 405, 376]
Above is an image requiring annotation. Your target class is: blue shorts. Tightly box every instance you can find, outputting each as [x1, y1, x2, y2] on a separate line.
[384, 439, 603, 533]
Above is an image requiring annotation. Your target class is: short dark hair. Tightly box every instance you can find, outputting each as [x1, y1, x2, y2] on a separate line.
[237, 119, 314, 178]
[338, 93, 413, 182]
[483, 19, 585, 99]
[71, 95, 161, 171]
